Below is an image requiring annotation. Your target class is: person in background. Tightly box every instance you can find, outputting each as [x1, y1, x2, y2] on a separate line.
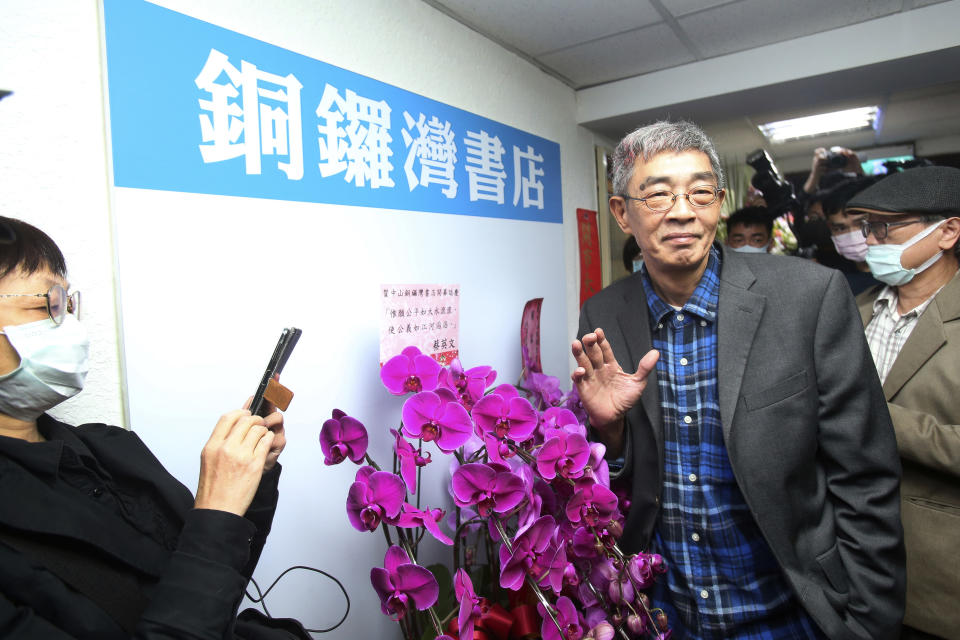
[845, 166, 960, 640]
[0, 216, 307, 639]
[622, 235, 642, 273]
[572, 120, 904, 639]
[724, 206, 773, 253]
[819, 176, 881, 294]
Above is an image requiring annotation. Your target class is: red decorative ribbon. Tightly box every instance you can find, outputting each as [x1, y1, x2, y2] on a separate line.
[444, 598, 539, 640]
[577, 208, 602, 306]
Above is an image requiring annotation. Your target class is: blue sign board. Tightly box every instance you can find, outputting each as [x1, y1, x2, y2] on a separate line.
[103, 0, 563, 223]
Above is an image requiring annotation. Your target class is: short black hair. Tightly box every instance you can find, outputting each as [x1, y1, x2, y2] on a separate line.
[622, 235, 640, 272]
[819, 176, 879, 217]
[726, 206, 773, 236]
[0, 216, 67, 280]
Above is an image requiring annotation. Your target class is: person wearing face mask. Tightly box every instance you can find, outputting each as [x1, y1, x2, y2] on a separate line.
[0, 217, 309, 639]
[723, 206, 772, 253]
[845, 166, 960, 640]
[822, 176, 882, 295]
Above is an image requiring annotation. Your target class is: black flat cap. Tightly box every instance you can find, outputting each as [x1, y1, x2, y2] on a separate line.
[846, 165, 960, 217]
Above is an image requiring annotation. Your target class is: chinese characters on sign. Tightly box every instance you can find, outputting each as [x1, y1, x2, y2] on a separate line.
[106, 0, 562, 223]
[196, 49, 304, 179]
[380, 285, 460, 366]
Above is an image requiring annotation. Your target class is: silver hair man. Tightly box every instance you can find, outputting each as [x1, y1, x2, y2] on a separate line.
[610, 120, 725, 196]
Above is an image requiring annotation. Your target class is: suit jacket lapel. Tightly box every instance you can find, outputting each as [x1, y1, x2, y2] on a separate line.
[882, 272, 960, 399]
[615, 276, 661, 454]
[717, 250, 765, 441]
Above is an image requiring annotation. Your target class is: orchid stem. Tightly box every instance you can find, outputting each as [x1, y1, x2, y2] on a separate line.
[363, 453, 382, 471]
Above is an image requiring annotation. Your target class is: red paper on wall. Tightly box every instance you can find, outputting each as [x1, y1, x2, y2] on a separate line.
[577, 208, 602, 306]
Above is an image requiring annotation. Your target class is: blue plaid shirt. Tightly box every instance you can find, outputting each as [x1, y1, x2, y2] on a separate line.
[642, 248, 824, 640]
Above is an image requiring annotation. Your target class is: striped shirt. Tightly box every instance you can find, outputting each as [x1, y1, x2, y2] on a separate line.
[642, 249, 824, 640]
[864, 285, 939, 384]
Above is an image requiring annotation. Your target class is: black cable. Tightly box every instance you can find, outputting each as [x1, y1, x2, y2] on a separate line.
[245, 565, 350, 633]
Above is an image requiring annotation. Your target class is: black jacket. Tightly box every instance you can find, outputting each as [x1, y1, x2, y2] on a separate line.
[0, 414, 280, 639]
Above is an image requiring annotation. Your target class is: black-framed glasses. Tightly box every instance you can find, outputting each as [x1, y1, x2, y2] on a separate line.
[0, 284, 81, 325]
[619, 185, 723, 213]
[859, 218, 927, 241]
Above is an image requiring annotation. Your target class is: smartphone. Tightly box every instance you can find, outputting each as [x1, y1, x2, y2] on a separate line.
[249, 327, 302, 417]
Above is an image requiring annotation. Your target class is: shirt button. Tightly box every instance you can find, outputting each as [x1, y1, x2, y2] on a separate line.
[688, 473, 697, 482]
[683, 415, 693, 424]
[91, 487, 103, 497]
[676, 313, 684, 321]
[680, 357, 689, 365]
[700, 589, 709, 599]
[657, 323, 663, 329]
[691, 532, 701, 542]
[700, 320, 706, 327]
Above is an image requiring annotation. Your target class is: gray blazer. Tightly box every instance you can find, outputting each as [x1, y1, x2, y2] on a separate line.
[578, 246, 905, 640]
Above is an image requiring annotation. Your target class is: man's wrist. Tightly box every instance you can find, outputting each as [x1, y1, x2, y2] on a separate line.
[588, 416, 626, 458]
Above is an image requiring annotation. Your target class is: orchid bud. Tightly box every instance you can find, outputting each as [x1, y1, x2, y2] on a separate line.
[637, 593, 651, 609]
[626, 614, 647, 635]
[610, 612, 623, 627]
[606, 520, 623, 538]
[655, 610, 669, 631]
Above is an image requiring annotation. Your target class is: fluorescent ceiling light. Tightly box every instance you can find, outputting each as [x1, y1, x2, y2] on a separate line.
[758, 106, 879, 143]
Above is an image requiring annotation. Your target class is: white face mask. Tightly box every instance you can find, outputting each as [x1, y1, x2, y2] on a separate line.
[865, 220, 945, 287]
[0, 316, 89, 421]
[731, 243, 769, 254]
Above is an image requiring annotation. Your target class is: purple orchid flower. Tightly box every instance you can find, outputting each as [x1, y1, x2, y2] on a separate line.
[523, 371, 563, 408]
[537, 596, 584, 640]
[571, 526, 604, 559]
[451, 462, 526, 517]
[561, 387, 589, 425]
[529, 535, 568, 593]
[440, 359, 496, 409]
[401, 391, 474, 452]
[390, 503, 453, 545]
[319, 409, 368, 465]
[391, 428, 431, 492]
[454, 568, 482, 640]
[498, 515, 555, 591]
[381, 346, 442, 395]
[584, 608, 615, 640]
[345, 468, 406, 532]
[627, 552, 667, 590]
[536, 429, 591, 480]
[582, 442, 610, 487]
[472, 385, 538, 442]
[540, 406, 583, 436]
[565, 479, 618, 527]
[370, 545, 439, 620]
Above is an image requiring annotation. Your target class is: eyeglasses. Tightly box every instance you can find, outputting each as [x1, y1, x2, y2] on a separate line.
[619, 185, 723, 213]
[0, 284, 81, 325]
[859, 218, 928, 240]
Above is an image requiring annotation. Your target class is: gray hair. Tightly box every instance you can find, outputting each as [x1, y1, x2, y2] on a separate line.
[610, 120, 725, 196]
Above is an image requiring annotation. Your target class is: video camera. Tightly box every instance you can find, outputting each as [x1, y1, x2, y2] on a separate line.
[746, 148, 800, 219]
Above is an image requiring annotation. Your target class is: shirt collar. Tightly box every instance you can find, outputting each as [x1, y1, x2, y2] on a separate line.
[641, 245, 722, 325]
[0, 414, 92, 477]
[872, 283, 943, 319]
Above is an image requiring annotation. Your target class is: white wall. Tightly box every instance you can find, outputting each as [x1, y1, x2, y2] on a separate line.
[0, 1, 125, 427]
[1, 1, 599, 637]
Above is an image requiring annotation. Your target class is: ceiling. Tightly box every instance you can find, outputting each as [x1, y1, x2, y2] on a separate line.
[424, 0, 960, 171]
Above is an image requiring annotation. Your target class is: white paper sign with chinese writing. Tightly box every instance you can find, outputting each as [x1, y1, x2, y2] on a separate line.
[380, 284, 460, 365]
